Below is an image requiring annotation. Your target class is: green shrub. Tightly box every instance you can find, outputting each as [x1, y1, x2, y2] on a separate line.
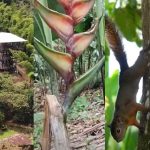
[19, 60, 34, 73]
[11, 50, 34, 75]
[11, 51, 29, 62]
[0, 73, 33, 125]
[26, 43, 34, 55]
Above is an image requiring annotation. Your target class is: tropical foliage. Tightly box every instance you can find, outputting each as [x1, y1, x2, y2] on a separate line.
[105, 0, 142, 150]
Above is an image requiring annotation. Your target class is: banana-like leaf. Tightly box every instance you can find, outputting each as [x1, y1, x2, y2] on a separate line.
[71, 0, 96, 24]
[66, 18, 100, 58]
[63, 56, 105, 112]
[33, 0, 74, 42]
[34, 38, 74, 83]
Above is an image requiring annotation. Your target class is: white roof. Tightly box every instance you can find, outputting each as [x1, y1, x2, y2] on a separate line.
[0, 32, 27, 43]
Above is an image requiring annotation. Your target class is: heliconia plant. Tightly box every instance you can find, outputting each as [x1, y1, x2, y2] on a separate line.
[33, 0, 104, 149]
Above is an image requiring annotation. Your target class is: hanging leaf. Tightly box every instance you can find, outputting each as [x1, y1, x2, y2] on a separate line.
[34, 38, 74, 84]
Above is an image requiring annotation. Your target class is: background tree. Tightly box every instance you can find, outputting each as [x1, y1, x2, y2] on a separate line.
[137, 0, 150, 149]
[0, 2, 34, 77]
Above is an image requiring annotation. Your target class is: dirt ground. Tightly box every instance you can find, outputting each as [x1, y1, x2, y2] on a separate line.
[0, 133, 33, 150]
[34, 84, 105, 150]
[67, 105, 104, 150]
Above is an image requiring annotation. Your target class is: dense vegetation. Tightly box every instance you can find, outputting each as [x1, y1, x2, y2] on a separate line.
[0, 1, 34, 127]
[0, 1, 33, 42]
[0, 73, 33, 125]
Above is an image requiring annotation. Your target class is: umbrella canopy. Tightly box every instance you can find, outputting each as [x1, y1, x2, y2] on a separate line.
[0, 32, 27, 43]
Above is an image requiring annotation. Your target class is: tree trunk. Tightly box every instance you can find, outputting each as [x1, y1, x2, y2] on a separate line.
[46, 95, 70, 150]
[137, 1, 150, 150]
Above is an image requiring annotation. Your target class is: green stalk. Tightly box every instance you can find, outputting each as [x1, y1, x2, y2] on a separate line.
[96, 0, 104, 48]
[96, 0, 105, 98]
[63, 57, 105, 113]
[34, 12, 46, 44]
[40, 0, 53, 47]
[40, 0, 54, 93]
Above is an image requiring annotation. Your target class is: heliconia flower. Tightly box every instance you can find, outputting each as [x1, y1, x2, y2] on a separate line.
[70, 0, 96, 24]
[34, 38, 74, 84]
[57, 0, 95, 24]
[57, 0, 72, 14]
[66, 18, 100, 58]
[33, 0, 74, 42]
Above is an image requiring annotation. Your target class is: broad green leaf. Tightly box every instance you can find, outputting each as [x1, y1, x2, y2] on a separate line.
[63, 56, 104, 112]
[34, 38, 74, 83]
[105, 70, 119, 149]
[66, 18, 100, 58]
[33, 0, 73, 42]
[114, 6, 141, 43]
[123, 127, 138, 150]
